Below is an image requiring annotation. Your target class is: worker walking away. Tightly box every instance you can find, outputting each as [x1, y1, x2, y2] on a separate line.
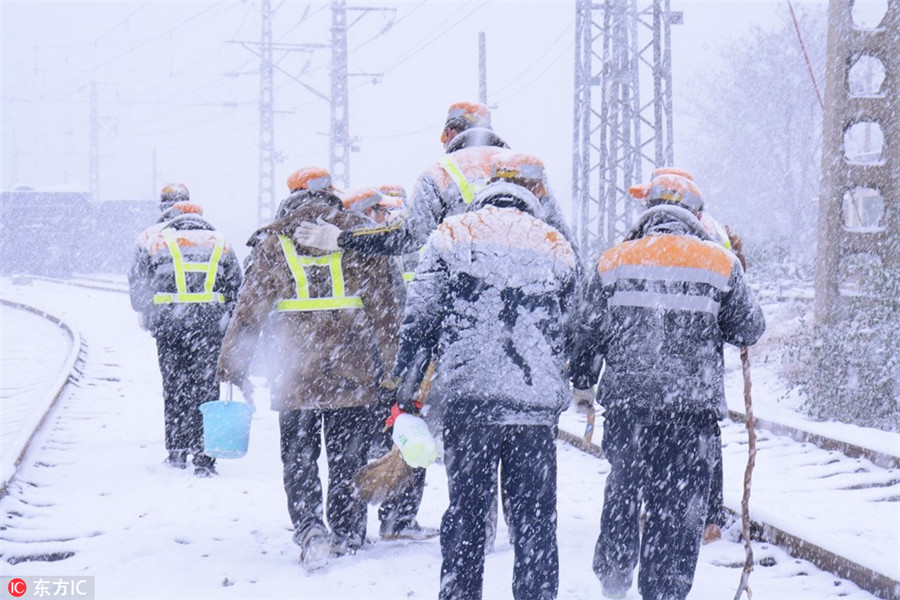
[340, 185, 436, 541]
[294, 100, 573, 256]
[570, 169, 765, 600]
[216, 167, 404, 572]
[383, 152, 580, 600]
[128, 183, 243, 477]
[640, 168, 737, 546]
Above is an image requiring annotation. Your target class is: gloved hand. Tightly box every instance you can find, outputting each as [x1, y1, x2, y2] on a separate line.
[381, 376, 424, 427]
[724, 225, 747, 270]
[295, 220, 341, 252]
[572, 387, 595, 415]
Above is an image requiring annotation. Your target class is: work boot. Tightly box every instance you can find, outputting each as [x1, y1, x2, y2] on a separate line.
[194, 464, 218, 478]
[380, 521, 439, 541]
[165, 451, 188, 469]
[600, 571, 632, 599]
[193, 454, 218, 478]
[298, 528, 330, 572]
[330, 533, 364, 557]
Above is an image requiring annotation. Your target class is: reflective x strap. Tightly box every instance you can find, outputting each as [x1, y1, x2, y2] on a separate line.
[439, 154, 476, 205]
[277, 235, 363, 311]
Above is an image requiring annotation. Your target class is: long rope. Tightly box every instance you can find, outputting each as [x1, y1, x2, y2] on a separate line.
[734, 346, 756, 600]
[787, 0, 825, 110]
[728, 230, 756, 600]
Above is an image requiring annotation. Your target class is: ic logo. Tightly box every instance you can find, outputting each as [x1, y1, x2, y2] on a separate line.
[7, 578, 27, 597]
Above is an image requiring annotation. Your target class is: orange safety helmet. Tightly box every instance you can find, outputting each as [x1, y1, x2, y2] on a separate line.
[629, 167, 703, 215]
[441, 101, 492, 144]
[160, 182, 189, 209]
[287, 166, 333, 194]
[340, 186, 383, 213]
[377, 184, 406, 209]
[490, 152, 544, 183]
[159, 200, 204, 222]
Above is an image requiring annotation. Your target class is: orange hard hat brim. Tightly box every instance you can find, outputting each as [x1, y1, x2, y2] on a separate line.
[628, 183, 650, 200]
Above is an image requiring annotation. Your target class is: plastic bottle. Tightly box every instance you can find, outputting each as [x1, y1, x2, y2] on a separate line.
[391, 413, 438, 468]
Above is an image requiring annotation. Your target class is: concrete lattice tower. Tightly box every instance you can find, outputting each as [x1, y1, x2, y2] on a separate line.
[815, 0, 899, 320]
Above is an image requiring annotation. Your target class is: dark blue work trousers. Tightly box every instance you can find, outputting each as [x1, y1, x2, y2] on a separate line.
[439, 404, 559, 600]
[279, 406, 374, 549]
[154, 319, 223, 467]
[593, 410, 717, 600]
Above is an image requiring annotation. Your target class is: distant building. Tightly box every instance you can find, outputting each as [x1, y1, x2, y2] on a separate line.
[0, 187, 156, 277]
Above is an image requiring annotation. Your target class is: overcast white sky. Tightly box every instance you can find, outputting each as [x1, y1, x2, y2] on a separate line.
[1, 0, 809, 252]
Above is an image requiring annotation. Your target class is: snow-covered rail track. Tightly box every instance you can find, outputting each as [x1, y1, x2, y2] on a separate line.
[559, 410, 900, 600]
[2, 277, 897, 599]
[0, 298, 85, 494]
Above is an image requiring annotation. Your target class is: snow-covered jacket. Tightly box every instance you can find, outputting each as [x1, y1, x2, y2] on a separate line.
[337, 127, 573, 256]
[570, 205, 766, 419]
[217, 194, 404, 412]
[128, 212, 242, 336]
[392, 181, 580, 425]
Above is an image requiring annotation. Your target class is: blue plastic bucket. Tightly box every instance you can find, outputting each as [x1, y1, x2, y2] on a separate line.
[199, 400, 255, 459]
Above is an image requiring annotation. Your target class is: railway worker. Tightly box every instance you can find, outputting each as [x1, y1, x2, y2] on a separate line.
[569, 168, 765, 600]
[295, 102, 580, 552]
[128, 188, 243, 477]
[383, 152, 580, 600]
[635, 168, 739, 546]
[340, 184, 437, 542]
[293, 100, 574, 256]
[216, 167, 405, 571]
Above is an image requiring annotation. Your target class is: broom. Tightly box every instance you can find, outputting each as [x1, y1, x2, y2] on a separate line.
[353, 361, 437, 504]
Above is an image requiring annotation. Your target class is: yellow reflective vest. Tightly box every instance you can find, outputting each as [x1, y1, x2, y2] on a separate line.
[153, 228, 226, 304]
[276, 235, 364, 311]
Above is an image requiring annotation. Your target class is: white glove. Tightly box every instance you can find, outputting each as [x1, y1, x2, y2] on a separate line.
[295, 220, 341, 252]
[572, 387, 595, 414]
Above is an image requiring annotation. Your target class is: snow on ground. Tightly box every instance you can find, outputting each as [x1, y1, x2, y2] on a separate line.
[0, 277, 896, 599]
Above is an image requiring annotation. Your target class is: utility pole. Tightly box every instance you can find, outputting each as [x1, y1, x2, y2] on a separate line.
[814, 0, 898, 321]
[479, 31, 487, 104]
[329, 0, 391, 189]
[330, 0, 351, 188]
[258, 0, 276, 224]
[571, 0, 679, 259]
[89, 81, 100, 202]
[238, 2, 324, 223]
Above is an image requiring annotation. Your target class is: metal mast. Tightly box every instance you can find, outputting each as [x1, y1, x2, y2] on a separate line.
[572, 0, 677, 259]
[89, 81, 100, 202]
[330, 0, 351, 189]
[257, 0, 276, 224]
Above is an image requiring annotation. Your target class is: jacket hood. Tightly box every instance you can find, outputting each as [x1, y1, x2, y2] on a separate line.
[274, 189, 342, 220]
[625, 204, 714, 243]
[445, 127, 509, 153]
[469, 181, 546, 220]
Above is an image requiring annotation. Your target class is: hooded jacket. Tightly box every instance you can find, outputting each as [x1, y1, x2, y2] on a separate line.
[217, 193, 404, 412]
[337, 127, 573, 256]
[570, 204, 766, 419]
[392, 181, 580, 425]
[128, 209, 242, 335]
